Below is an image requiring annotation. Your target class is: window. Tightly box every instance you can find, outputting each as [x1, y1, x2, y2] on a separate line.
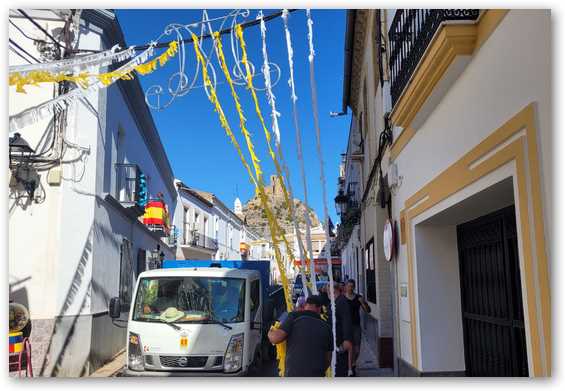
[183, 207, 190, 244]
[365, 238, 377, 303]
[250, 279, 261, 320]
[115, 164, 138, 203]
[203, 216, 208, 236]
[133, 277, 246, 323]
[119, 239, 133, 310]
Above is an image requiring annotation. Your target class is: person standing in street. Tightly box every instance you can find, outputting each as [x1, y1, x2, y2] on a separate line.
[344, 279, 371, 376]
[329, 281, 354, 377]
[267, 295, 333, 377]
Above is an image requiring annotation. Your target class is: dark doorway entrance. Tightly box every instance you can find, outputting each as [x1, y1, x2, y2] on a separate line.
[457, 205, 528, 377]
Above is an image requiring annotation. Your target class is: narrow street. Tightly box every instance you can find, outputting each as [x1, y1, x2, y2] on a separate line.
[7, 6, 553, 380]
[93, 328, 391, 377]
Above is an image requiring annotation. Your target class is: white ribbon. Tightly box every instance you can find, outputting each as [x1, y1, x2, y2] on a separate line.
[9, 44, 156, 132]
[305, 9, 338, 375]
[9, 45, 136, 75]
[282, 9, 317, 295]
[259, 13, 310, 299]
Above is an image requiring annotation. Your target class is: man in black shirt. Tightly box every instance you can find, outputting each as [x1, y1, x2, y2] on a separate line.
[267, 295, 333, 377]
[331, 281, 354, 377]
[344, 279, 371, 376]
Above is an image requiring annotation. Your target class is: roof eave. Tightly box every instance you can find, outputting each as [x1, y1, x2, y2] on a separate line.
[342, 9, 356, 113]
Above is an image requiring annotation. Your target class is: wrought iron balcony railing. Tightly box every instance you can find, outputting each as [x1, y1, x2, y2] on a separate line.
[388, 9, 480, 108]
[183, 230, 219, 252]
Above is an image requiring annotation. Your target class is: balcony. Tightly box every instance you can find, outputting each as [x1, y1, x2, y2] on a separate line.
[182, 230, 218, 252]
[388, 9, 480, 131]
[335, 203, 361, 250]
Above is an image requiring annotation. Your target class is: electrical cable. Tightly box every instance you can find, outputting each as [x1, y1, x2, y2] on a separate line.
[9, 39, 40, 63]
[9, 46, 35, 65]
[17, 9, 66, 51]
[10, 20, 38, 41]
[132, 9, 298, 51]
[15, 9, 97, 54]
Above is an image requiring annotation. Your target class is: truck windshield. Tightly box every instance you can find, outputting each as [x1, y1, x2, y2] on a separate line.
[132, 277, 246, 324]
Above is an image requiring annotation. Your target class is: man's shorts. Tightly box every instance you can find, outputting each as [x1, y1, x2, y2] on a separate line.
[352, 325, 362, 347]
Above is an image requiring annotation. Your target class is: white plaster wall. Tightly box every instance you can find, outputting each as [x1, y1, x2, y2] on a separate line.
[9, 11, 179, 375]
[348, 10, 393, 336]
[414, 224, 465, 372]
[391, 10, 551, 368]
[8, 11, 67, 321]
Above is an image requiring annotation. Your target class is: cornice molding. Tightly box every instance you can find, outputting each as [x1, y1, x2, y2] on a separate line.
[349, 9, 370, 114]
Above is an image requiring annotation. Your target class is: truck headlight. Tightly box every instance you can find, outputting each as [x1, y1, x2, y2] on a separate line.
[128, 332, 144, 371]
[223, 333, 244, 373]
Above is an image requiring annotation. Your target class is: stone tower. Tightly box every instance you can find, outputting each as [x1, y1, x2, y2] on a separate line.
[234, 197, 243, 217]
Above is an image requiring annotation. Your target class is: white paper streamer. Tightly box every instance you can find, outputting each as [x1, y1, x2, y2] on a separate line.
[9, 45, 136, 75]
[281, 9, 317, 296]
[259, 13, 310, 299]
[9, 44, 156, 132]
[306, 9, 338, 376]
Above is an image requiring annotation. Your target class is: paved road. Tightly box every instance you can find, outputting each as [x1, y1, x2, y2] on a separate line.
[248, 356, 278, 377]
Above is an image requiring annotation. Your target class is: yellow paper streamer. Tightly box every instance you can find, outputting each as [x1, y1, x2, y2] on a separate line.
[191, 34, 293, 314]
[270, 321, 287, 377]
[234, 25, 312, 286]
[9, 41, 178, 93]
[208, 31, 295, 313]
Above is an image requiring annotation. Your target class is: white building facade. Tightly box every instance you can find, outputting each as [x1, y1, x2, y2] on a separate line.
[340, 9, 552, 377]
[173, 181, 265, 262]
[8, 10, 177, 376]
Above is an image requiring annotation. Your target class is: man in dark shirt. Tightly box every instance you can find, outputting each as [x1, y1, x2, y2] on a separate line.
[267, 295, 333, 377]
[327, 281, 354, 377]
[344, 279, 371, 376]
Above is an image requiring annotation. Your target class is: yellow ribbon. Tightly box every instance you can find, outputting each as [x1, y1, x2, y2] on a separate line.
[203, 31, 294, 313]
[234, 25, 312, 282]
[9, 41, 178, 93]
[271, 321, 287, 377]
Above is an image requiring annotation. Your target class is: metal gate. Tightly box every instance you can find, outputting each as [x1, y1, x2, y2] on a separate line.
[457, 205, 528, 377]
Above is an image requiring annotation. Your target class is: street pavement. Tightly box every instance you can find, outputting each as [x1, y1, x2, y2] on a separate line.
[97, 329, 391, 377]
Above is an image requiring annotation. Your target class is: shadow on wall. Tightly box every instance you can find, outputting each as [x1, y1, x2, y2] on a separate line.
[39, 223, 93, 376]
[38, 219, 118, 377]
[9, 275, 31, 309]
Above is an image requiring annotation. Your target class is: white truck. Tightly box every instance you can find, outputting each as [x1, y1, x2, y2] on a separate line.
[109, 260, 281, 376]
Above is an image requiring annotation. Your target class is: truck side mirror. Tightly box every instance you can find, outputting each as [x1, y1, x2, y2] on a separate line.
[109, 297, 121, 319]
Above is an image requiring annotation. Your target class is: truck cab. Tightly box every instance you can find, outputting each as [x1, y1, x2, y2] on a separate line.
[112, 261, 271, 376]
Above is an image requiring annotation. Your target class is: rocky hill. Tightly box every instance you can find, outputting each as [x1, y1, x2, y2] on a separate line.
[241, 175, 320, 238]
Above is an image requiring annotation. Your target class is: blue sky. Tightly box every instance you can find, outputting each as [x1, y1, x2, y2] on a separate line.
[115, 9, 351, 225]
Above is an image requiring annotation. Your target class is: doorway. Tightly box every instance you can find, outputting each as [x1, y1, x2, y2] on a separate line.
[457, 205, 528, 376]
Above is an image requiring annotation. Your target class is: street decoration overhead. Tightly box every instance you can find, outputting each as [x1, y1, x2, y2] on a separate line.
[8, 8, 339, 377]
